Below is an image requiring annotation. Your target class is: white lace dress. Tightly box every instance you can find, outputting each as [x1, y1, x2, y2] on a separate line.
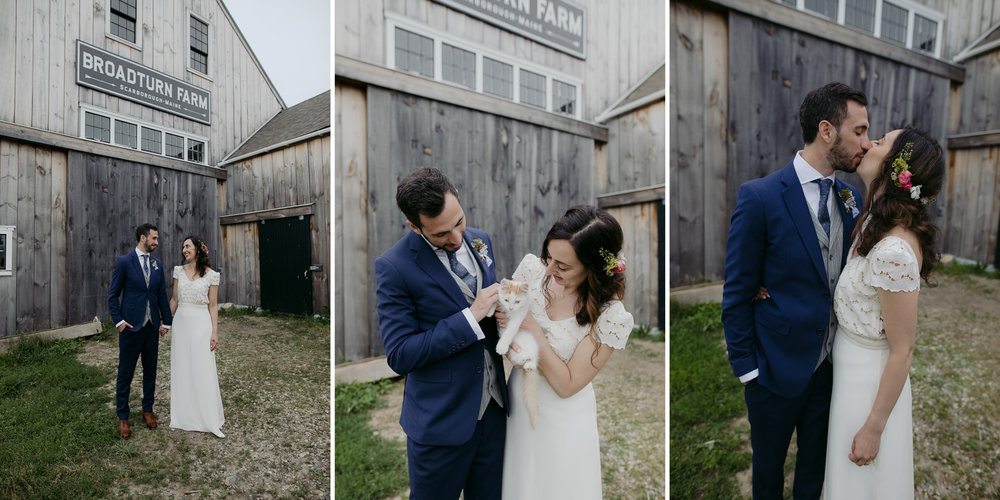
[502, 254, 633, 500]
[170, 266, 226, 438]
[825, 236, 918, 498]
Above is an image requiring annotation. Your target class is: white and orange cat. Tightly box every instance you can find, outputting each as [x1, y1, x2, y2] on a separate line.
[493, 278, 540, 428]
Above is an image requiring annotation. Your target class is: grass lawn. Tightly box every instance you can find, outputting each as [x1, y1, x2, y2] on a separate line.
[334, 379, 408, 500]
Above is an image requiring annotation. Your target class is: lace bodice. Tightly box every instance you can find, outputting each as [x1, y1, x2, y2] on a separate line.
[173, 266, 220, 305]
[512, 254, 633, 362]
[834, 236, 920, 342]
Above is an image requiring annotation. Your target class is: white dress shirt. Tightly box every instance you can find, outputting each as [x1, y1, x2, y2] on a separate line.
[420, 235, 486, 341]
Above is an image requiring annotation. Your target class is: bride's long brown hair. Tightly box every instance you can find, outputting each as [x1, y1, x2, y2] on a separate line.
[540, 206, 626, 362]
[182, 235, 212, 277]
[850, 126, 944, 282]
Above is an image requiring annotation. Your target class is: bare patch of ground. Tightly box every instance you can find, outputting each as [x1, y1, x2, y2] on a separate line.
[77, 313, 331, 498]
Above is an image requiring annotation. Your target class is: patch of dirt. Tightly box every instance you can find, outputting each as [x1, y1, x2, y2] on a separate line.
[77, 313, 331, 498]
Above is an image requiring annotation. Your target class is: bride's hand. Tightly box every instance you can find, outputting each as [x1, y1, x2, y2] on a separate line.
[210, 333, 218, 351]
[848, 424, 881, 466]
[506, 342, 525, 367]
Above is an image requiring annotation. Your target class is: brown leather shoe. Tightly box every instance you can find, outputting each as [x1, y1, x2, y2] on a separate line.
[118, 419, 131, 439]
[143, 411, 157, 429]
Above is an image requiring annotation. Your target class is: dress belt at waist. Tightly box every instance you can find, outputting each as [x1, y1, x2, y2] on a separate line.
[838, 325, 889, 350]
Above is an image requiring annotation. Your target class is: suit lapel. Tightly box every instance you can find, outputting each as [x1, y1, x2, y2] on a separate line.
[834, 179, 859, 263]
[464, 232, 496, 286]
[408, 232, 467, 308]
[780, 164, 827, 284]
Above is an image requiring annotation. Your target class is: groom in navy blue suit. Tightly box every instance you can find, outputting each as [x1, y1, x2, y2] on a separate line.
[108, 223, 172, 439]
[723, 83, 871, 499]
[376, 168, 508, 500]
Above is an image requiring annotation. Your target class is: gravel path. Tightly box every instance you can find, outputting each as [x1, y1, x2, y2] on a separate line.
[77, 313, 331, 498]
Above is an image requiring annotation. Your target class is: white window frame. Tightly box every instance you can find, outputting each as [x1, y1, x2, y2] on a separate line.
[782, 0, 944, 58]
[187, 10, 212, 79]
[79, 105, 210, 166]
[106, 0, 143, 50]
[384, 13, 584, 119]
[0, 225, 14, 276]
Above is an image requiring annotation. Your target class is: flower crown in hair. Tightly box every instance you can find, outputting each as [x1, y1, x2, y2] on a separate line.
[599, 248, 626, 276]
[889, 142, 935, 205]
[199, 242, 208, 254]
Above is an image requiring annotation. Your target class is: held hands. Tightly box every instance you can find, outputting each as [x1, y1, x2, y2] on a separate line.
[159, 326, 169, 336]
[470, 283, 501, 322]
[848, 424, 881, 466]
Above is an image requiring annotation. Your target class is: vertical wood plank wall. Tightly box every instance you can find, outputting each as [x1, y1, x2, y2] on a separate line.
[335, 84, 370, 362]
[600, 100, 667, 193]
[1, 0, 283, 165]
[66, 151, 219, 327]
[222, 135, 331, 312]
[604, 202, 660, 328]
[334, 85, 596, 362]
[944, 146, 1000, 263]
[670, 2, 952, 287]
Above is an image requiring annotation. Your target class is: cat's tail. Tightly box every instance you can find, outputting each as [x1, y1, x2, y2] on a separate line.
[523, 368, 540, 429]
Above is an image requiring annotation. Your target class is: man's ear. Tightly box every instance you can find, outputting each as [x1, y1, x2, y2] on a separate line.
[818, 120, 836, 144]
[405, 220, 421, 234]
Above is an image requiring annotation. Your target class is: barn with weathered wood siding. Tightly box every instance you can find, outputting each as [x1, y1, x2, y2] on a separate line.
[668, 0, 1000, 287]
[218, 91, 330, 315]
[0, 0, 286, 337]
[335, 0, 666, 363]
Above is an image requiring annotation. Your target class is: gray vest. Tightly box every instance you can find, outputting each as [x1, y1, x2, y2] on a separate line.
[809, 196, 844, 369]
[443, 244, 505, 418]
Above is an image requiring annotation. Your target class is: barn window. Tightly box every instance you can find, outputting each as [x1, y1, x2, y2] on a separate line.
[553, 80, 577, 116]
[845, 0, 876, 33]
[519, 69, 547, 109]
[141, 128, 162, 154]
[165, 133, 185, 159]
[805, 0, 838, 20]
[109, 0, 138, 43]
[85, 112, 111, 143]
[442, 43, 476, 89]
[483, 57, 513, 100]
[188, 139, 205, 163]
[395, 27, 434, 77]
[880, 2, 908, 45]
[0, 226, 13, 276]
[115, 120, 138, 149]
[913, 14, 937, 53]
[190, 15, 209, 75]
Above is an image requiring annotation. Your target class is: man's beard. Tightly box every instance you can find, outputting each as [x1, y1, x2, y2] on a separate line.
[827, 133, 859, 173]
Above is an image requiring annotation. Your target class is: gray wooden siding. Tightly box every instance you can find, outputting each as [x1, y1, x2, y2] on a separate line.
[602, 199, 663, 328]
[334, 84, 596, 363]
[335, 0, 665, 120]
[943, 145, 1000, 264]
[66, 150, 219, 326]
[0, 0, 283, 165]
[670, 2, 952, 287]
[221, 135, 331, 312]
[598, 100, 666, 193]
[925, 0, 1000, 58]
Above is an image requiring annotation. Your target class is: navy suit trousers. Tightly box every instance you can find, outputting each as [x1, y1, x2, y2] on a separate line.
[116, 321, 160, 420]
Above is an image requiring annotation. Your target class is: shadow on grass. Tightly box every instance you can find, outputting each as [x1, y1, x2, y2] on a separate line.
[0, 336, 120, 498]
[669, 301, 751, 498]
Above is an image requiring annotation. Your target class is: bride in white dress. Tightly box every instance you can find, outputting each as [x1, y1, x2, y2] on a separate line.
[168, 236, 226, 438]
[498, 206, 634, 500]
[825, 127, 944, 498]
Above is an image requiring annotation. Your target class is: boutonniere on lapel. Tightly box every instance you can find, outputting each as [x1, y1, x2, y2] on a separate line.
[471, 238, 492, 266]
[151, 259, 159, 271]
[839, 188, 859, 218]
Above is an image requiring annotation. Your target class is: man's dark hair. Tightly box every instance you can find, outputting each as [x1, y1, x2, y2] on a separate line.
[135, 223, 158, 242]
[395, 168, 460, 228]
[799, 82, 868, 144]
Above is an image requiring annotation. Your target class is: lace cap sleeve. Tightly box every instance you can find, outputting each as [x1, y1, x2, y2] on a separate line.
[511, 253, 546, 289]
[173, 266, 183, 280]
[864, 237, 920, 293]
[596, 301, 634, 349]
[208, 268, 220, 286]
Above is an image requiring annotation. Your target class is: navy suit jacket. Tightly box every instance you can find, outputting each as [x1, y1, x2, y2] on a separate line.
[375, 228, 509, 446]
[108, 251, 172, 331]
[722, 161, 862, 398]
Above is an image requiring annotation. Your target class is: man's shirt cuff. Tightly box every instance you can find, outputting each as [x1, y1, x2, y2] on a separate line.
[462, 308, 486, 340]
[739, 369, 759, 384]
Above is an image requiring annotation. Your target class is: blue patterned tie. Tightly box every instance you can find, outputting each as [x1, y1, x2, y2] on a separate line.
[446, 249, 478, 294]
[815, 178, 832, 236]
[142, 255, 150, 284]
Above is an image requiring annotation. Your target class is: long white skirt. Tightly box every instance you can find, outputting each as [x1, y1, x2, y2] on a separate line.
[502, 367, 603, 500]
[170, 303, 226, 437]
[824, 331, 913, 499]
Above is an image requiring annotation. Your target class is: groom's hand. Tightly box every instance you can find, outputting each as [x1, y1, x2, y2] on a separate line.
[158, 326, 168, 336]
[118, 322, 133, 332]
[470, 283, 501, 322]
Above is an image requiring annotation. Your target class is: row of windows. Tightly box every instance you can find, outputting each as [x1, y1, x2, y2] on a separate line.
[392, 26, 580, 118]
[775, 0, 942, 56]
[83, 111, 206, 164]
[109, 0, 210, 76]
